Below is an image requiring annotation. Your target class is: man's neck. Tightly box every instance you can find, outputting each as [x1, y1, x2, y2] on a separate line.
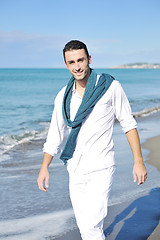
[75, 81, 86, 98]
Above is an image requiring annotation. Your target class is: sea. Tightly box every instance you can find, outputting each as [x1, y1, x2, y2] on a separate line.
[0, 68, 160, 239]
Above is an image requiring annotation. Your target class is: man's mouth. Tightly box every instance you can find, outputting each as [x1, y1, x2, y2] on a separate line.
[75, 71, 83, 76]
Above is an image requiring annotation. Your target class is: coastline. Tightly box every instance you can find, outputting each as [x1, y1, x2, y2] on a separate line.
[50, 134, 160, 240]
[142, 135, 160, 240]
[0, 68, 160, 240]
[142, 135, 160, 171]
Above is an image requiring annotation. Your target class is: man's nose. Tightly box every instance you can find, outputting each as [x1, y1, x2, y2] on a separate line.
[75, 62, 81, 71]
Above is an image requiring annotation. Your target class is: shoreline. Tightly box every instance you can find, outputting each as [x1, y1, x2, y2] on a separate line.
[142, 135, 160, 240]
[142, 135, 160, 171]
[50, 134, 160, 240]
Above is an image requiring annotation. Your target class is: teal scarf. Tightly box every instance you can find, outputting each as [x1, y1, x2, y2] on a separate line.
[60, 69, 114, 164]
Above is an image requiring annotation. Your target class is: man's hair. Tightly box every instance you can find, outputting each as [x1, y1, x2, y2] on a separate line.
[63, 40, 89, 61]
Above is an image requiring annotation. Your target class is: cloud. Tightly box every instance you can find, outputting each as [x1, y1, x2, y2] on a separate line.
[90, 48, 160, 68]
[0, 32, 121, 67]
[0, 31, 70, 67]
[0, 31, 38, 43]
[0, 31, 68, 50]
[0, 31, 160, 67]
[85, 38, 121, 54]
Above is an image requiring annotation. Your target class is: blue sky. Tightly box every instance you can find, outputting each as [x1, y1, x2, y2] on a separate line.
[0, 0, 160, 68]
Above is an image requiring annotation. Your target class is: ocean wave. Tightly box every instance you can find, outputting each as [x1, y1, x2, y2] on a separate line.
[133, 106, 160, 117]
[0, 209, 75, 240]
[0, 126, 49, 159]
[1, 106, 160, 159]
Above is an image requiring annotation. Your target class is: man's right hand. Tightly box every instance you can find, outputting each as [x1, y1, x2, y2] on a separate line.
[37, 167, 49, 192]
[37, 152, 53, 192]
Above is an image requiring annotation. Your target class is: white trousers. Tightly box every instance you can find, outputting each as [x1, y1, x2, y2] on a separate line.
[69, 166, 116, 240]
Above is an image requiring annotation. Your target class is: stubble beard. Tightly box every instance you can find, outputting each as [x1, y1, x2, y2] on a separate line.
[73, 66, 91, 83]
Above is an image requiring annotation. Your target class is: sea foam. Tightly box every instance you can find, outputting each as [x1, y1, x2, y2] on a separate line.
[133, 106, 160, 117]
[0, 209, 75, 240]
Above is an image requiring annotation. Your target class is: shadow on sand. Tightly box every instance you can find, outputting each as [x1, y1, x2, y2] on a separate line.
[104, 188, 160, 239]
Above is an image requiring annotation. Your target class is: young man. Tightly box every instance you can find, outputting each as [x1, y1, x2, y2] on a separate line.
[37, 40, 147, 240]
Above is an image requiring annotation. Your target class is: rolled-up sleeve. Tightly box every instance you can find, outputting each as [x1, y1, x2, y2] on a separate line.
[113, 81, 137, 133]
[43, 88, 66, 156]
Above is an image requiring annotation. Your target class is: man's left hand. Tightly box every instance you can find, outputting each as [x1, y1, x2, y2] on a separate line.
[133, 163, 147, 185]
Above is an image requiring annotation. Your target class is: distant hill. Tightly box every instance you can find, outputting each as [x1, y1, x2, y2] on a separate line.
[110, 63, 160, 69]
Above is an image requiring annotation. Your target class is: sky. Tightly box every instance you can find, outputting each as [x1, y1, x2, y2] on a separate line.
[0, 0, 160, 68]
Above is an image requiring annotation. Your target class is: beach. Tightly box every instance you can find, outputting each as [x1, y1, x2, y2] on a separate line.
[0, 121, 159, 240]
[142, 136, 160, 240]
[0, 68, 160, 239]
[47, 134, 160, 240]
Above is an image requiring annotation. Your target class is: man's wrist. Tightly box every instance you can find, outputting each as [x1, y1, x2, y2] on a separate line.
[134, 157, 144, 165]
[41, 163, 49, 169]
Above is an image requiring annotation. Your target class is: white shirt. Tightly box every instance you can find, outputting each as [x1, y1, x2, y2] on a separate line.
[43, 77, 137, 174]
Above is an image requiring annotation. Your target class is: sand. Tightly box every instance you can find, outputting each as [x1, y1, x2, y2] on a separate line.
[142, 135, 160, 171]
[142, 135, 160, 240]
[50, 135, 160, 240]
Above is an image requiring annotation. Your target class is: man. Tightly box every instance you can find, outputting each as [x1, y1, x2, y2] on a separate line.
[37, 40, 147, 240]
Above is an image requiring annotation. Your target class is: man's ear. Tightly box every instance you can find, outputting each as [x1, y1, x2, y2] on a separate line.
[64, 61, 68, 69]
[89, 55, 91, 65]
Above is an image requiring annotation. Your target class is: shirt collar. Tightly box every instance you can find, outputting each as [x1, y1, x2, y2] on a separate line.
[72, 81, 76, 93]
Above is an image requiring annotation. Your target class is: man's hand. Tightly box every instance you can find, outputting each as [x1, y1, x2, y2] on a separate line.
[37, 167, 49, 192]
[133, 162, 147, 185]
[126, 129, 147, 186]
[37, 152, 53, 192]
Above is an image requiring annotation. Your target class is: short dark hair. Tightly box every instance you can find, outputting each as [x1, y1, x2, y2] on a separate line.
[63, 40, 89, 61]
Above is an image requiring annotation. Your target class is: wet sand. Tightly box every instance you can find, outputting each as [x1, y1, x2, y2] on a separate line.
[142, 135, 160, 240]
[142, 135, 160, 171]
[50, 135, 160, 240]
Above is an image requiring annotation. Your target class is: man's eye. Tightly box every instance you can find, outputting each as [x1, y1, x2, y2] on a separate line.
[78, 59, 84, 62]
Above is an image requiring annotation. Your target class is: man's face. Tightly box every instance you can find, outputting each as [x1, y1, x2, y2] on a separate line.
[64, 49, 91, 82]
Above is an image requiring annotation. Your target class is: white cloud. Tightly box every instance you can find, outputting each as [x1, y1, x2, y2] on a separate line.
[0, 31, 68, 51]
[0, 31, 38, 43]
[85, 38, 121, 54]
[0, 31, 70, 67]
[0, 31, 160, 67]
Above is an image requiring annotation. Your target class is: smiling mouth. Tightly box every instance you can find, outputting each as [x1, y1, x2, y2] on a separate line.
[75, 71, 83, 75]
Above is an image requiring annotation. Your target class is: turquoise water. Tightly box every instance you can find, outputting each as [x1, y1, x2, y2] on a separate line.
[0, 68, 160, 239]
[0, 69, 69, 135]
[1, 68, 160, 137]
